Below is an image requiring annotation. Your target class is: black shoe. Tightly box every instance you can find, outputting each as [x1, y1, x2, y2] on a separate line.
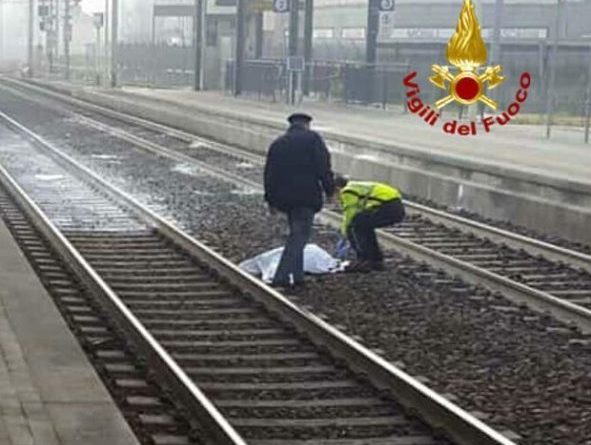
[286, 282, 307, 295]
[271, 281, 305, 292]
[345, 260, 373, 273]
[370, 261, 386, 271]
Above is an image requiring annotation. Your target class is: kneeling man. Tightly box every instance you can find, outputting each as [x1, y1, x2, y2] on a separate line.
[335, 175, 405, 272]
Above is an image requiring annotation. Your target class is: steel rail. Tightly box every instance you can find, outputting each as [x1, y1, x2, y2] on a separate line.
[4, 75, 591, 274]
[0, 76, 264, 164]
[401, 201, 591, 274]
[3, 77, 590, 333]
[0, 115, 247, 445]
[322, 209, 591, 333]
[0, 110, 517, 445]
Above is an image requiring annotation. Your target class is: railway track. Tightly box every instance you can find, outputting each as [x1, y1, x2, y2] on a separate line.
[0, 189, 203, 445]
[2, 76, 590, 333]
[0, 101, 517, 444]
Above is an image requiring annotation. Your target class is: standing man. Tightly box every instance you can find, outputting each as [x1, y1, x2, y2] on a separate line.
[264, 113, 335, 288]
[335, 175, 405, 272]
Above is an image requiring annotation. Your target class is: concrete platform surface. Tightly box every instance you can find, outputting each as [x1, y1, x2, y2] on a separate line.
[0, 217, 139, 445]
[123, 88, 591, 186]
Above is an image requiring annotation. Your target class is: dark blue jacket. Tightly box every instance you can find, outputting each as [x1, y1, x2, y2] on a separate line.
[264, 124, 335, 213]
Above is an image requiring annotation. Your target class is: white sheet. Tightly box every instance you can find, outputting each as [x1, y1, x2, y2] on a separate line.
[239, 244, 346, 283]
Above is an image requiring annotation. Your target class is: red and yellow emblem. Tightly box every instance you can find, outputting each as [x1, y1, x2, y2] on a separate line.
[430, 0, 505, 109]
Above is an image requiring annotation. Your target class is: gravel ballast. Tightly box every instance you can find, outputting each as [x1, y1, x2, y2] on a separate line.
[1, 86, 590, 445]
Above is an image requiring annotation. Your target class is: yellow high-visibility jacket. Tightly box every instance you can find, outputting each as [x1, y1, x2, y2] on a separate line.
[340, 181, 402, 235]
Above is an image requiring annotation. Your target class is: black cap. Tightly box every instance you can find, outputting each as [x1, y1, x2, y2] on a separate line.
[287, 113, 313, 124]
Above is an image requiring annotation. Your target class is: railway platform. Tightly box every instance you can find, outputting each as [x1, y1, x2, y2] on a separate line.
[0, 217, 139, 445]
[125, 88, 591, 184]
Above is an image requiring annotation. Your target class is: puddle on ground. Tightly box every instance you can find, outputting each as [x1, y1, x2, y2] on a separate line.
[34, 174, 65, 181]
[172, 162, 206, 177]
[355, 154, 380, 162]
[189, 141, 208, 149]
[236, 161, 255, 169]
[91, 154, 122, 164]
[230, 188, 262, 196]
[91, 154, 120, 160]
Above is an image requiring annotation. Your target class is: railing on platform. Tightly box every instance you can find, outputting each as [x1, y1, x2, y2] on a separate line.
[45, 41, 591, 124]
[118, 43, 195, 87]
[224, 59, 410, 107]
[224, 60, 282, 101]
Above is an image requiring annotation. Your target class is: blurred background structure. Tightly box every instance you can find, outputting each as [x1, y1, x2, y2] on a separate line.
[2, 0, 591, 133]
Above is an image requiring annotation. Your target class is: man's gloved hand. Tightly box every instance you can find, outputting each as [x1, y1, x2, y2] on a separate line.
[334, 237, 350, 260]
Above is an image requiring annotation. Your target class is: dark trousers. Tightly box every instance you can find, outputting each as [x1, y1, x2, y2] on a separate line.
[273, 207, 315, 286]
[347, 200, 405, 262]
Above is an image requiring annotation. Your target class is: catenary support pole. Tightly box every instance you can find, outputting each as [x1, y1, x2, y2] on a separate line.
[254, 11, 263, 59]
[111, 0, 118, 86]
[584, 47, 591, 143]
[152, 11, 156, 45]
[105, 0, 110, 84]
[467, 0, 483, 121]
[365, 0, 379, 104]
[486, 0, 503, 107]
[0, 0, 3, 65]
[288, 0, 299, 104]
[194, 0, 203, 90]
[55, 0, 59, 62]
[201, 0, 208, 87]
[234, 0, 246, 95]
[490, 0, 503, 65]
[365, 0, 378, 65]
[95, 23, 101, 85]
[47, 0, 53, 74]
[64, 0, 70, 80]
[28, 0, 35, 77]
[545, 0, 563, 139]
[288, 0, 298, 58]
[303, 0, 313, 96]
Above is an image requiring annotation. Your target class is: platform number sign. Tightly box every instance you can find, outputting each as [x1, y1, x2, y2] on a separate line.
[377, 0, 395, 40]
[273, 0, 289, 13]
[379, 0, 395, 11]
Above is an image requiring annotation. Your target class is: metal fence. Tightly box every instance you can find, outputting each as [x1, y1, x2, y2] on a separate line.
[118, 43, 195, 87]
[111, 42, 591, 114]
[224, 60, 282, 100]
[224, 59, 410, 107]
[49, 41, 591, 138]
[380, 41, 591, 115]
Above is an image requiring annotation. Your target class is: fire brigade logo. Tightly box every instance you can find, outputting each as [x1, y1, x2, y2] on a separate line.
[430, 0, 504, 110]
[402, 0, 532, 136]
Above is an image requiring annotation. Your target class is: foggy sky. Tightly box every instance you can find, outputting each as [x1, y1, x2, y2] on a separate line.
[0, 0, 153, 63]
